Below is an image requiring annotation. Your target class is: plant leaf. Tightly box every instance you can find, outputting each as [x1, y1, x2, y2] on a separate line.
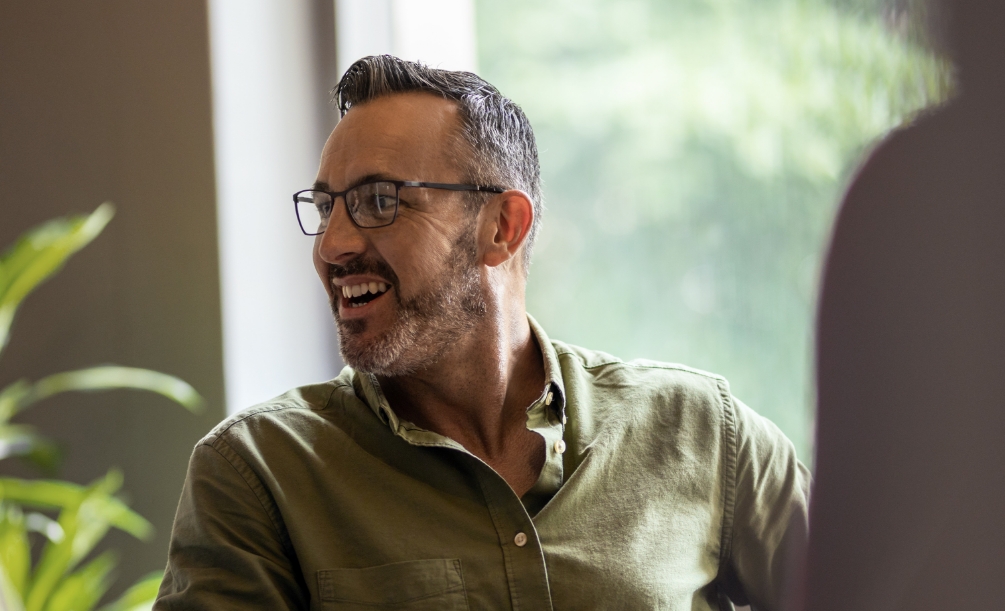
[12, 366, 204, 416]
[23, 529, 74, 611]
[96, 571, 162, 611]
[0, 424, 40, 460]
[0, 477, 151, 540]
[21, 441, 62, 475]
[0, 203, 114, 353]
[0, 560, 27, 611]
[23, 472, 123, 611]
[24, 512, 65, 544]
[42, 550, 116, 611]
[0, 425, 62, 474]
[22, 490, 86, 611]
[0, 504, 31, 597]
[0, 479, 84, 510]
[0, 380, 31, 424]
[70, 492, 154, 569]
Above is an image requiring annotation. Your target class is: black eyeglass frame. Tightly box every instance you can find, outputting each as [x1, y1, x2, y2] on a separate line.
[293, 180, 506, 235]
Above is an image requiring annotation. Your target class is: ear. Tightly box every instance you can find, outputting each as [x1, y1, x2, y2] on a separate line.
[479, 190, 535, 269]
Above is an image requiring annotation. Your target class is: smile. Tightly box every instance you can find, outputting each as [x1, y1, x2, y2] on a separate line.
[340, 281, 390, 308]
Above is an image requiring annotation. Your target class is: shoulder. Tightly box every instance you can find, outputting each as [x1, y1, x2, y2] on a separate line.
[196, 370, 362, 452]
[552, 339, 731, 404]
[549, 339, 799, 460]
[549, 339, 746, 463]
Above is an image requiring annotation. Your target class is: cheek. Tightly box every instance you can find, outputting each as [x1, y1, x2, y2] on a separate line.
[379, 233, 452, 290]
[312, 241, 332, 295]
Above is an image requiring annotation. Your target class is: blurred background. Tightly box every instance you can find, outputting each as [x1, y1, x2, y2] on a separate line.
[0, 0, 947, 600]
[483, 0, 948, 462]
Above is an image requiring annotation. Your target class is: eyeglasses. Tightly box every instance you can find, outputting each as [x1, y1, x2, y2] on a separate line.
[293, 180, 505, 235]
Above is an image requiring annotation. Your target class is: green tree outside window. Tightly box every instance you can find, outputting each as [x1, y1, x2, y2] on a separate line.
[477, 0, 949, 461]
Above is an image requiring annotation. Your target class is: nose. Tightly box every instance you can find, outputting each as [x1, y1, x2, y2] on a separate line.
[315, 197, 367, 265]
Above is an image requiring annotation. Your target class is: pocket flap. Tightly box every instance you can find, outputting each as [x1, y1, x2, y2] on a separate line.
[318, 558, 464, 604]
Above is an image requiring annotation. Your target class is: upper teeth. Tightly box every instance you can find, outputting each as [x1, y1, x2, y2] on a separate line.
[341, 281, 388, 299]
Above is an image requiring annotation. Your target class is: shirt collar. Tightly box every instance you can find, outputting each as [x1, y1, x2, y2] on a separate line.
[353, 314, 565, 426]
[351, 314, 568, 510]
[527, 313, 567, 422]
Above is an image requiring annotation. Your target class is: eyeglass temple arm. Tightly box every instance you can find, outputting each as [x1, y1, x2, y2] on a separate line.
[400, 181, 506, 194]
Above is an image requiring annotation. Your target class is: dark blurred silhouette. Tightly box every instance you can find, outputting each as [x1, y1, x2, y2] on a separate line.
[802, 0, 1005, 608]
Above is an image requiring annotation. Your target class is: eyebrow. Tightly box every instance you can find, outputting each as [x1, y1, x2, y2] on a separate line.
[313, 173, 401, 193]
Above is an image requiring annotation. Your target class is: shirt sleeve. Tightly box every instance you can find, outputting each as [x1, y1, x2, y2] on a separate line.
[155, 439, 309, 611]
[717, 396, 811, 611]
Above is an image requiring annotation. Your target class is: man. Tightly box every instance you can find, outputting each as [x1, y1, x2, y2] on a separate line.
[157, 55, 809, 610]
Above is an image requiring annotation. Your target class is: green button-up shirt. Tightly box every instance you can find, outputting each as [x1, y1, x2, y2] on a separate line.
[156, 318, 809, 611]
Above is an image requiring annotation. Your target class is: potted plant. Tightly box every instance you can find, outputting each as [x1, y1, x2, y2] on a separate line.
[0, 203, 202, 611]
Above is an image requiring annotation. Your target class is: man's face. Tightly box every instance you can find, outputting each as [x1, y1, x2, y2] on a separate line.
[313, 92, 487, 375]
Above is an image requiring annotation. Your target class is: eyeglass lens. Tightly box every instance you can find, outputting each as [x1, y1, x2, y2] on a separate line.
[295, 182, 399, 235]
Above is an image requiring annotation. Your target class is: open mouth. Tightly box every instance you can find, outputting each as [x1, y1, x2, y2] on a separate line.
[340, 281, 390, 308]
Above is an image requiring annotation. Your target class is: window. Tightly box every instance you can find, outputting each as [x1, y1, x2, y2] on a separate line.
[476, 0, 948, 460]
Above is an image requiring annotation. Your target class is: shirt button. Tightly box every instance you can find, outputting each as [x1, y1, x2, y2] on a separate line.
[554, 439, 566, 454]
[545, 391, 553, 406]
[514, 532, 528, 547]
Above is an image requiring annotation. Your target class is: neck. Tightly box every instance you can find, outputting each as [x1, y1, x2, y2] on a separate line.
[377, 293, 544, 461]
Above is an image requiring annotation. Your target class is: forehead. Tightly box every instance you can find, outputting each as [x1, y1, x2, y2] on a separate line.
[317, 92, 464, 188]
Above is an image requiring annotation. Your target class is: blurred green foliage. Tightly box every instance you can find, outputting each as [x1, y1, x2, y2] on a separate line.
[0, 205, 201, 611]
[476, 0, 949, 461]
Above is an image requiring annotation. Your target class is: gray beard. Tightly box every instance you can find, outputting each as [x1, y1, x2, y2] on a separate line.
[330, 233, 487, 377]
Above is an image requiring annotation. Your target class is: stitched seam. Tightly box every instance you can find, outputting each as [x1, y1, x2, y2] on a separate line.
[211, 402, 304, 439]
[322, 383, 343, 410]
[206, 438, 293, 554]
[715, 379, 738, 578]
[211, 382, 350, 440]
[456, 559, 472, 610]
[328, 585, 466, 605]
[553, 348, 726, 379]
[556, 353, 623, 369]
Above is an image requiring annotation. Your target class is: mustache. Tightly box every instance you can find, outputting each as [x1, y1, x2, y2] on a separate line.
[329, 255, 399, 287]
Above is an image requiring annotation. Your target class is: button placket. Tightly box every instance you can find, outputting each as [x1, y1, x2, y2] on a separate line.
[474, 464, 555, 610]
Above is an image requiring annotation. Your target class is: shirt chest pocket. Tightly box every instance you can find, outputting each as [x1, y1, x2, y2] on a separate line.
[317, 559, 469, 610]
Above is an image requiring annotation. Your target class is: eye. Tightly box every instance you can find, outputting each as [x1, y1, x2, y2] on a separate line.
[374, 194, 396, 214]
[316, 199, 333, 217]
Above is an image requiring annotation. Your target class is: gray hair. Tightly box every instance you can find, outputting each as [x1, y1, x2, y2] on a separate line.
[333, 55, 542, 270]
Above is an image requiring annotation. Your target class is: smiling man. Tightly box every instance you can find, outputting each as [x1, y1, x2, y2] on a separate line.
[156, 55, 810, 611]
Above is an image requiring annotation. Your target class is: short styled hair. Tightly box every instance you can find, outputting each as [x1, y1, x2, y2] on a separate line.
[333, 55, 542, 269]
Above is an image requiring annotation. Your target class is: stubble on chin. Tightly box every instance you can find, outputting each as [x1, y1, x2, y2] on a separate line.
[330, 233, 486, 377]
